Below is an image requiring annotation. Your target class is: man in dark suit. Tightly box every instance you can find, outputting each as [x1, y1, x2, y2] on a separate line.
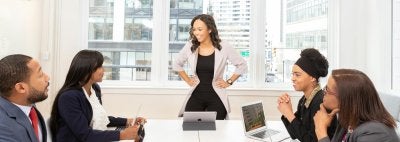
[0, 54, 50, 142]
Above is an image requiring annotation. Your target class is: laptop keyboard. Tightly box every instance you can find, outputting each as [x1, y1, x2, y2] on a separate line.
[252, 129, 279, 138]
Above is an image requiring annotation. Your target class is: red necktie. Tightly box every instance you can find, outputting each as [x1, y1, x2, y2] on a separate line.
[29, 107, 39, 141]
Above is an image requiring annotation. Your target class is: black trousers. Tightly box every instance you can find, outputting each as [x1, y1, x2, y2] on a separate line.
[185, 86, 227, 120]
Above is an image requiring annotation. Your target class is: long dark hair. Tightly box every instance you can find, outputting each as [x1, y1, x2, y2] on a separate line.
[189, 14, 222, 52]
[332, 69, 396, 129]
[49, 50, 104, 140]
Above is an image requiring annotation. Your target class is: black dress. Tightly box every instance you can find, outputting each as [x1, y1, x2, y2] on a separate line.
[184, 52, 227, 120]
[281, 90, 338, 142]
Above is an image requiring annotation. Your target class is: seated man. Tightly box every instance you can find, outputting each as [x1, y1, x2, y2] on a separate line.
[0, 54, 50, 142]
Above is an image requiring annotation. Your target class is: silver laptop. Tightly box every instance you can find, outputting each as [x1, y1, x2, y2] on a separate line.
[182, 111, 216, 130]
[241, 101, 289, 142]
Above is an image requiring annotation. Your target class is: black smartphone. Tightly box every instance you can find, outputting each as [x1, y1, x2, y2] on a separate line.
[137, 124, 145, 142]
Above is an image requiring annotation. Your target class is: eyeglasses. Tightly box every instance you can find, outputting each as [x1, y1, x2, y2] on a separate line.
[323, 86, 337, 96]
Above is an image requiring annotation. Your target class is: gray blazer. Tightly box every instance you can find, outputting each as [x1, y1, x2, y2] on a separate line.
[173, 40, 248, 118]
[0, 96, 47, 142]
[319, 121, 399, 142]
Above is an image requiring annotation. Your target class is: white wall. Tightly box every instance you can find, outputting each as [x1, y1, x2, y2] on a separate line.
[0, 0, 42, 58]
[0, 0, 56, 116]
[337, 0, 392, 91]
[393, 0, 400, 90]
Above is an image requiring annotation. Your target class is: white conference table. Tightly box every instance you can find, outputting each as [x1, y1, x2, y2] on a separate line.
[121, 119, 298, 142]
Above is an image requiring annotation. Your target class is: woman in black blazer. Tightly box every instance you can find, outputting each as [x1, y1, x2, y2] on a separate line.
[49, 50, 145, 142]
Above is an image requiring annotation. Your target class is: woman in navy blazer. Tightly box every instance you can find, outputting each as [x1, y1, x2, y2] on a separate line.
[49, 50, 145, 142]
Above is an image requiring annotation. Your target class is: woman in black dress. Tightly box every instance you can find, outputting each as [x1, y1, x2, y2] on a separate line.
[173, 14, 248, 120]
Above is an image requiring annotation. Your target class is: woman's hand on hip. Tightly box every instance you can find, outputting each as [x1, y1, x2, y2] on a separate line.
[185, 76, 198, 87]
[216, 78, 230, 88]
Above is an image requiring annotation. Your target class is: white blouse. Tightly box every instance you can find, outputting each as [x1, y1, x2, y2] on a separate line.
[82, 87, 110, 130]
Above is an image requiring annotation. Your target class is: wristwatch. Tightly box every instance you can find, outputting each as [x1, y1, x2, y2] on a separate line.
[226, 79, 234, 85]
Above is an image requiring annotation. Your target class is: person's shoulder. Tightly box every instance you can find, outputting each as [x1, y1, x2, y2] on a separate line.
[219, 40, 235, 52]
[0, 96, 9, 107]
[304, 91, 324, 111]
[312, 90, 325, 102]
[0, 106, 7, 117]
[0, 97, 18, 114]
[59, 89, 84, 99]
[358, 121, 390, 128]
[219, 40, 232, 47]
[183, 41, 193, 47]
[352, 121, 399, 141]
[186, 40, 193, 45]
[0, 106, 14, 123]
[61, 88, 83, 95]
[355, 121, 395, 133]
[179, 41, 193, 52]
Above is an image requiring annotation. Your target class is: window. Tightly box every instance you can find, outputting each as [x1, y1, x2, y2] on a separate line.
[88, 0, 153, 81]
[265, 0, 328, 83]
[88, 0, 114, 40]
[393, 0, 400, 90]
[87, 0, 331, 88]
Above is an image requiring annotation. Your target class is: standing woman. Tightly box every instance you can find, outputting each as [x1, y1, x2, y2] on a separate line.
[314, 69, 399, 142]
[49, 50, 144, 142]
[277, 48, 337, 141]
[173, 14, 247, 120]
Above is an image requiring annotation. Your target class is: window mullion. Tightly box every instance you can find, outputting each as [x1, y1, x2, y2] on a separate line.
[113, 0, 125, 41]
[152, 0, 170, 86]
[250, 0, 266, 88]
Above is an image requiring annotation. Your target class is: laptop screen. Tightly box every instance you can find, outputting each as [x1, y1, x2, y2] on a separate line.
[241, 101, 267, 132]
